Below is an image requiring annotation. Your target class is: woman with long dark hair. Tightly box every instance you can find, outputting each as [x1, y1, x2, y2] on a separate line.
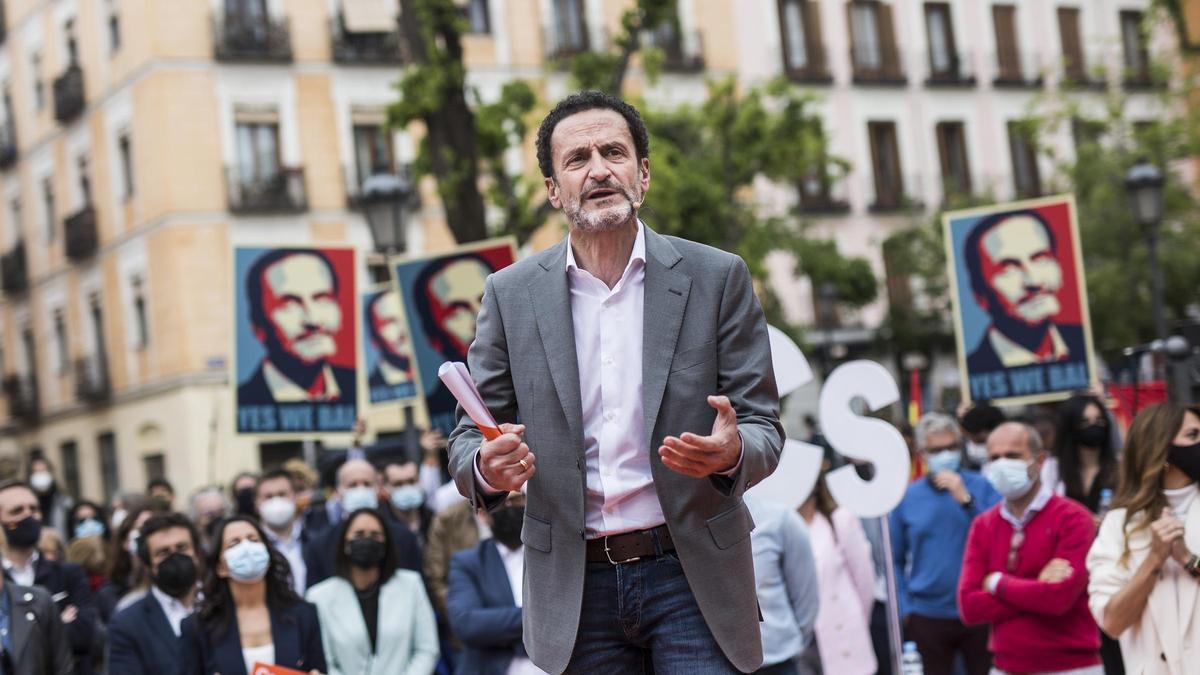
[109, 505, 153, 609]
[180, 515, 326, 675]
[1050, 394, 1119, 511]
[306, 508, 438, 673]
[1086, 403, 1200, 675]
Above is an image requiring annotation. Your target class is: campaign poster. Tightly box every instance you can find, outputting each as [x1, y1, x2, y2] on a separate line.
[392, 237, 518, 435]
[361, 284, 421, 406]
[943, 195, 1097, 406]
[233, 246, 360, 436]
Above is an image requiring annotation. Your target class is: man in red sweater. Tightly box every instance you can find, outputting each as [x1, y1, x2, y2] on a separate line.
[957, 422, 1102, 675]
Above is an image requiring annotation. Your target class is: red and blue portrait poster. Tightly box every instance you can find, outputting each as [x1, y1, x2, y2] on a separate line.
[234, 246, 361, 436]
[361, 283, 422, 406]
[943, 195, 1097, 406]
[391, 238, 517, 435]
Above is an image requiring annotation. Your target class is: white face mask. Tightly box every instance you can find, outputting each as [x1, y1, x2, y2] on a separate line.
[984, 458, 1037, 500]
[110, 509, 128, 530]
[965, 441, 989, 463]
[341, 487, 378, 513]
[258, 497, 296, 529]
[29, 471, 53, 493]
[127, 529, 141, 556]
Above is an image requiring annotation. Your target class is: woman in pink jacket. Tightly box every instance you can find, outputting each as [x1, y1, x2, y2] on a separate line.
[799, 468, 877, 675]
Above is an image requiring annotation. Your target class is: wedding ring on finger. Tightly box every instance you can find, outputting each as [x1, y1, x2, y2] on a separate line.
[519, 458, 530, 471]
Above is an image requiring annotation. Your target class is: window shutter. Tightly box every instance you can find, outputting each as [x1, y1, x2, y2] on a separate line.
[993, 5, 1019, 80]
[1058, 7, 1084, 80]
[879, 3, 898, 69]
[802, 1, 825, 73]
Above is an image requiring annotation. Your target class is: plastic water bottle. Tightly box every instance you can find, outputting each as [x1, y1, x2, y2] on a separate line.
[900, 641, 924, 675]
[1098, 488, 1114, 520]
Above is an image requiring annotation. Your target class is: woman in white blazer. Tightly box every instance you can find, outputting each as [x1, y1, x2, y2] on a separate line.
[306, 508, 439, 675]
[1087, 403, 1200, 675]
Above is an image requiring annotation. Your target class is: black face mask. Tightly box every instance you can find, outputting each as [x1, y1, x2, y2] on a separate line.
[1077, 424, 1109, 448]
[491, 505, 524, 549]
[155, 553, 198, 599]
[4, 516, 41, 549]
[235, 488, 256, 516]
[1168, 442, 1200, 483]
[347, 538, 387, 569]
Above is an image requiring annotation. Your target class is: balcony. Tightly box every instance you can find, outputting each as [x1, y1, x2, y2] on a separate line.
[330, 15, 404, 65]
[797, 170, 850, 215]
[648, 29, 704, 73]
[3, 374, 38, 423]
[1, 241, 27, 294]
[214, 12, 292, 62]
[925, 51, 977, 88]
[869, 174, 925, 213]
[781, 46, 833, 85]
[850, 46, 906, 85]
[74, 355, 111, 403]
[993, 51, 1044, 88]
[344, 164, 417, 210]
[0, 120, 16, 170]
[52, 64, 85, 124]
[64, 205, 98, 261]
[544, 22, 591, 61]
[1123, 63, 1166, 90]
[1059, 48, 1108, 90]
[227, 166, 308, 214]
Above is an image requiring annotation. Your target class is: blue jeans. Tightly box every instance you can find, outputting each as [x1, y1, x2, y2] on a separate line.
[565, 550, 740, 674]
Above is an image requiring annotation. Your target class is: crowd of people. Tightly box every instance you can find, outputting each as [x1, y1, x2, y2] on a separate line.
[0, 397, 1194, 675]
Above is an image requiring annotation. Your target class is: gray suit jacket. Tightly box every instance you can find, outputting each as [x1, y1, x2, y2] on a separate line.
[5, 582, 73, 675]
[448, 226, 783, 673]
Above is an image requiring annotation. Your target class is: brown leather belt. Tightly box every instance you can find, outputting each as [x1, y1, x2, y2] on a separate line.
[585, 525, 675, 564]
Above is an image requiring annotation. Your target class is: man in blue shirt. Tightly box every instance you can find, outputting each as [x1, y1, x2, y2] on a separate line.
[890, 412, 1001, 675]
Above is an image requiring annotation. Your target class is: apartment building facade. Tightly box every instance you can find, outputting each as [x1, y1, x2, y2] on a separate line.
[0, 0, 1172, 502]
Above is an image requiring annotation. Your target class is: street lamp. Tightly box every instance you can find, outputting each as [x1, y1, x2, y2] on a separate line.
[817, 281, 840, 377]
[1124, 158, 1166, 341]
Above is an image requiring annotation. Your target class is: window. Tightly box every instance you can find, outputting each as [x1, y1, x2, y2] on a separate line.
[463, 0, 490, 34]
[1008, 121, 1041, 198]
[9, 198, 20, 240]
[64, 19, 79, 65]
[1120, 10, 1149, 83]
[993, 4, 1022, 82]
[936, 121, 971, 198]
[868, 121, 904, 209]
[778, 0, 826, 78]
[60, 441, 80, 499]
[108, 4, 122, 54]
[98, 431, 118, 500]
[31, 52, 43, 110]
[1071, 116, 1104, 153]
[353, 123, 395, 186]
[1058, 7, 1085, 83]
[52, 309, 67, 373]
[924, 3, 958, 79]
[848, 1, 899, 80]
[41, 178, 55, 243]
[20, 326, 35, 376]
[118, 133, 134, 199]
[551, 0, 588, 56]
[143, 453, 165, 482]
[77, 156, 92, 206]
[132, 276, 149, 348]
[88, 292, 106, 358]
[234, 118, 281, 184]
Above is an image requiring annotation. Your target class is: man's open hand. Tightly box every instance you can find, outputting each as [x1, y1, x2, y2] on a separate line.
[478, 423, 535, 491]
[658, 395, 742, 478]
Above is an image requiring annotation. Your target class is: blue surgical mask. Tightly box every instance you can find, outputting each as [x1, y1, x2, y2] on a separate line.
[223, 540, 270, 583]
[342, 487, 379, 513]
[73, 518, 106, 540]
[925, 450, 961, 474]
[984, 458, 1036, 499]
[389, 485, 425, 511]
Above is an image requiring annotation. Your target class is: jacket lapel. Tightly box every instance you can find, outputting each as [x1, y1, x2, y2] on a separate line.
[271, 606, 301, 669]
[529, 241, 585, 449]
[482, 540, 516, 606]
[334, 579, 373, 661]
[144, 592, 180, 648]
[1179, 497, 1200, 633]
[641, 229, 690, 444]
[7, 587, 35, 668]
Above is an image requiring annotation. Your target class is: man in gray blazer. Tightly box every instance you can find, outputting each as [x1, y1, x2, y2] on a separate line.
[448, 91, 783, 674]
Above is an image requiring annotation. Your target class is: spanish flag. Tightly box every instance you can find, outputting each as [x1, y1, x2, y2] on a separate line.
[907, 369, 922, 426]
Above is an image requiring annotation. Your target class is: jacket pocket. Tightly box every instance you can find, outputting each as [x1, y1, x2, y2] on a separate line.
[670, 340, 716, 373]
[522, 513, 552, 553]
[706, 501, 755, 550]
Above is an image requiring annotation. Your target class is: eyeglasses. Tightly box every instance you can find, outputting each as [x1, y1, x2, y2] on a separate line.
[1007, 528, 1026, 572]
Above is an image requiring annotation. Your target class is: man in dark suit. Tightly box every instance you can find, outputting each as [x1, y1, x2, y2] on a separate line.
[237, 248, 357, 406]
[302, 458, 422, 587]
[108, 512, 203, 674]
[963, 209, 1087, 373]
[0, 576, 72, 674]
[0, 480, 97, 675]
[446, 492, 529, 675]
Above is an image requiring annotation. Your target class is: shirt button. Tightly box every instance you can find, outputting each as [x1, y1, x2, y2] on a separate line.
[605, 410, 616, 422]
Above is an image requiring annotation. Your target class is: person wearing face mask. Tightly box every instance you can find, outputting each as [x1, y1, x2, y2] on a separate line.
[303, 459, 422, 589]
[447, 491, 544, 675]
[958, 402, 1006, 471]
[958, 422, 1102, 675]
[890, 413, 1001, 675]
[255, 469, 321, 594]
[28, 457, 74, 537]
[383, 459, 434, 540]
[107, 513, 204, 674]
[1046, 395, 1121, 511]
[0, 479, 99, 674]
[68, 500, 110, 542]
[181, 515, 327, 675]
[306, 508, 439, 673]
[1086, 403, 1200, 675]
[147, 477, 177, 513]
[231, 472, 260, 518]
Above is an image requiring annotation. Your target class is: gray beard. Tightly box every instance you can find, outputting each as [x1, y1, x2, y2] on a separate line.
[564, 185, 640, 233]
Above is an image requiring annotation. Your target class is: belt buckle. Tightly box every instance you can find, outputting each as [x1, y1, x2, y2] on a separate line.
[604, 535, 641, 565]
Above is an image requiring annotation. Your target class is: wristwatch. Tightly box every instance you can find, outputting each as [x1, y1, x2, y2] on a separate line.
[1185, 554, 1200, 579]
[960, 494, 975, 510]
